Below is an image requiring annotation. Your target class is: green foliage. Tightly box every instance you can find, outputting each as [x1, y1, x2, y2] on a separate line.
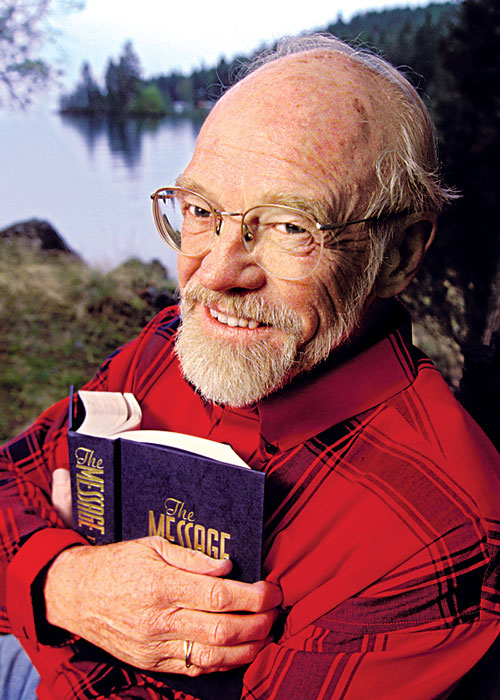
[130, 84, 167, 116]
[0, 240, 177, 442]
[61, 39, 143, 115]
[426, 0, 500, 445]
[60, 4, 458, 119]
[60, 61, 105, 112]
[401, 0, 500, 352]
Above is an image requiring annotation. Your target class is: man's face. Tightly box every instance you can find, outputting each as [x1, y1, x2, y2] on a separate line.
[175, 52, 392, 406]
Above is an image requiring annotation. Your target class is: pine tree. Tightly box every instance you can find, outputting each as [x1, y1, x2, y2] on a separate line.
[105, 40, 142, 113]
[435, 0, 500, 445]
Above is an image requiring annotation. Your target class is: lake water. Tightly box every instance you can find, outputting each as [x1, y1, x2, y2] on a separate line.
[0, 110, 202, 279]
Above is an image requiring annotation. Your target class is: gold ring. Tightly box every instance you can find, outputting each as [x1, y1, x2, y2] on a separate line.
[184, 639, 194, 668]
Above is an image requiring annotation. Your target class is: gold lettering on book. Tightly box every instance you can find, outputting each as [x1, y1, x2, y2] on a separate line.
[73, 447, 105, 535]
[148, 497, 231, 560]
[164, 498, 194, 521]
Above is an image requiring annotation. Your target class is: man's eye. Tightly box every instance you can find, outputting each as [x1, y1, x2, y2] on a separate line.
[276, 222, 309, 235]
[187, 204, 211, 218]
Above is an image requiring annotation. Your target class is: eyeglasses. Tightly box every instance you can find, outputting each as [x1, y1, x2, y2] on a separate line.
[150, 186, 375, 281]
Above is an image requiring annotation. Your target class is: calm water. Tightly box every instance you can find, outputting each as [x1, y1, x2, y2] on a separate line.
[0, 110, 202, 278]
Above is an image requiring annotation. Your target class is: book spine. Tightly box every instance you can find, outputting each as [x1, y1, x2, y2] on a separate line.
[68, 431, 119, 544]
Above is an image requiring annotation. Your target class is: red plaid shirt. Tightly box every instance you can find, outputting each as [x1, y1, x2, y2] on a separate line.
[1, 304, 500, 699]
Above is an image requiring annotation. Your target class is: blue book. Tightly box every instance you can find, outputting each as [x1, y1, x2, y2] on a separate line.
[67, 389, 265, 583]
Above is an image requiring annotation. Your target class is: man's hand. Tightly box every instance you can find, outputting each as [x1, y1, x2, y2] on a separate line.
[44, 537, 281, 676]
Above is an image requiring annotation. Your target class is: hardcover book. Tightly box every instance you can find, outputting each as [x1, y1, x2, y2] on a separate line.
[67, 389, 267, 699]
[67, 389, 265, 584]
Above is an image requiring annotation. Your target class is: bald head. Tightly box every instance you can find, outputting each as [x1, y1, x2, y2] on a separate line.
[185, 36, 454, 226]
[190, 50, 398, 219]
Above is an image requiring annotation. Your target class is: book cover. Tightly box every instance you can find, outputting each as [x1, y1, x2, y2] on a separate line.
[67, 390, 265, 583]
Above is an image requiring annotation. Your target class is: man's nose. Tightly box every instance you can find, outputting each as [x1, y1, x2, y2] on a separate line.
[196, 216, 266, 292]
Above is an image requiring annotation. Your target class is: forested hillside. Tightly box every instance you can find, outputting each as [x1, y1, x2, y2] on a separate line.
[60, 3, 457, 117]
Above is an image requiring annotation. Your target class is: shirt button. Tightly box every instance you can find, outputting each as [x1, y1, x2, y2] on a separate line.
[265, 442, 278, 455]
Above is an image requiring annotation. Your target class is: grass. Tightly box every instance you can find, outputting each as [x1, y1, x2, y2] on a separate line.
[0, 240, 177, 442]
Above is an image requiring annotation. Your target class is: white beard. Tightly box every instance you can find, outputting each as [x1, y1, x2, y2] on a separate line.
[176, 284, 302, 407]
[176, 278, 371, 407]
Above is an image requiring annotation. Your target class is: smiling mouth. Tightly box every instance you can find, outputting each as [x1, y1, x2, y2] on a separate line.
[209, 307, 264, 329]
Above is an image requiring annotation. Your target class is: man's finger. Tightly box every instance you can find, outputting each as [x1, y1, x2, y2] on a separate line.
[162, 568, 282, 614]
[148, 536, 233, 576]
[145, 537, 282, 613]
[160, 607, 279, 646]
[51, 468, 72, 525]
[152, 636, 273, 676]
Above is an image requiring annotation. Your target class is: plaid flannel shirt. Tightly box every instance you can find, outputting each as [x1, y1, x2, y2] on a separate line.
[1, 304, 500, 700]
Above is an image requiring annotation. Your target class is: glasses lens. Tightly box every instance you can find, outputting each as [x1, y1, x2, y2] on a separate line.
[243, 205, 322, 279]
[155, 189, 215, 255]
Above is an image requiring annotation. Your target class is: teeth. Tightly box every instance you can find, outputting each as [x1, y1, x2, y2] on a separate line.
[209, 308, 261, 329]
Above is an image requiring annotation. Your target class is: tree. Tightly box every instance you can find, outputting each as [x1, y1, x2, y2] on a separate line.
[60, 60, 103, 112]
[0, 0, 84, 108]
[105, 40, 142, 113]
[130, 84, 167, 116]
[434, 0, 500, 445]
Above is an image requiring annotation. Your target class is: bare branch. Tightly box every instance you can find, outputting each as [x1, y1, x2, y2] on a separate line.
[0, 0, 84, 108]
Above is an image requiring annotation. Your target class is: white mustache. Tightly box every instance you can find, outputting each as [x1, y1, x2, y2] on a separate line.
[181, 282, 302, 336]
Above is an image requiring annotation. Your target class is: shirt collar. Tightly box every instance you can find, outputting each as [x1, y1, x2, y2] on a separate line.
[256, 304, 417, 452]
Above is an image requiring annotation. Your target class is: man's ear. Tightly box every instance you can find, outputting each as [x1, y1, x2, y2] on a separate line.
[375, 214, 437, 298]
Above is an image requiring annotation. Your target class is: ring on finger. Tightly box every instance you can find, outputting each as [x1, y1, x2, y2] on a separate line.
[184, 639, 194, 668]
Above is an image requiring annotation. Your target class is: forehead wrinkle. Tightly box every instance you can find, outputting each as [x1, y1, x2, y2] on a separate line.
[182, 133, 350, 218]
[175, 174, 242, 209]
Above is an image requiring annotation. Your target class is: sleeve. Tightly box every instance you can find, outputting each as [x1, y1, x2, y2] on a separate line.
[0, 308, 185, 700]
[0, 307, 179, 631]
[241, 619, 500, 699]
[0, 397, 94, 635]
[241, 504, 500, 699]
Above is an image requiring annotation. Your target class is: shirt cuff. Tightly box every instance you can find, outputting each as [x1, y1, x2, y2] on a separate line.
[6, 527, 88, 649]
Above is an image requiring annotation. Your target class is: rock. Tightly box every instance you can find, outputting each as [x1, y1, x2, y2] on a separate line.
[139, 285, 179, 310]
[0, 219, 80, 258]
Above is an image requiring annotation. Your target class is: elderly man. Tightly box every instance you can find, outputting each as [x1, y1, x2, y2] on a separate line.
[1, 35, 499, 700]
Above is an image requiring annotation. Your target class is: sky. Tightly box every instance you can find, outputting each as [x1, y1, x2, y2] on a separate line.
[50, 0, 451, 89]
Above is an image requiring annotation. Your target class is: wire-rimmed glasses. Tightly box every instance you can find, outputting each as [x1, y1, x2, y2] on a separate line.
[151, 186, 374, 281]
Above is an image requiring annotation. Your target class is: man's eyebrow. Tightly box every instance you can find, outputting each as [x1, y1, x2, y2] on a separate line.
[262, 192, 331, 221]
[174, 176, 333, 222]
[175, 175, 210, 196]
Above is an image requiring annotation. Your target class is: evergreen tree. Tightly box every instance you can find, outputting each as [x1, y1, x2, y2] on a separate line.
[435, 0, 500, 445]
[104, 58, 120, 111]
[60, 61, 103, 112]
[105, 40, 142, 113]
